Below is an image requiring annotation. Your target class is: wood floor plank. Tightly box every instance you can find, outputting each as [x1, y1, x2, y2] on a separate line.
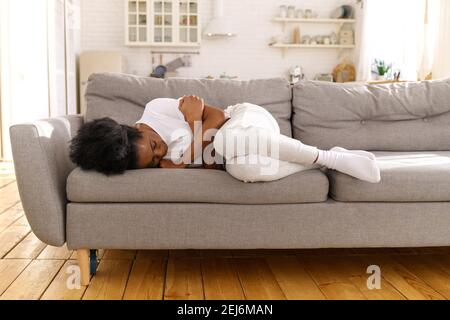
[265, 256, 326, 300]
[136, 250, 169, 260]
[234, 258, 285, 300]
[37, 244, 72, 260]
[359, 255, 445, 300]
[350, 248, 399, 255]
[300, 256, 367, 300]
[0, 178, 14, 189]
[347, 276, 406, 300]
[123, 259, 166, 300]
[0, 203, 24, 233]
[169, 250, 202, 258]
[232, 250, 296, 258]
[0, 259, 31, 295]
[82, 260, 133, 300]
[0, 174, 15, 182]
[296, 248, 355, 256]
[414, 247, 448, 255]
[164, 258, 204, 300]
[429, 254, 450, 270]
[0, 260, 64, 300]
[395, 248, 419, 255]
[0, 226, 31, 258]
[394, 255, 450, 299]
[12, 215, 30, 227]
[0, 164, 16, 189]
[102, 250, 137, 260]
[40, 261, 87, 300]
[0, 182, 21, 214]
[200, 250, 233, 258]
[5, 232, 46, 259]
[426, 247, 450, 254]
[202, 258, 245, 300]
[327, 256, 406, 300]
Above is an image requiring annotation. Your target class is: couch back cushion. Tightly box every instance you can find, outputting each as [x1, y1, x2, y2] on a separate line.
[292, 79, 450, 151]
[85, 73, 293, 136]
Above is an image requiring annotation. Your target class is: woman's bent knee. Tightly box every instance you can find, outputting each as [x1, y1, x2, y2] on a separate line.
[225, 155, 283, 183]
[226, 163, 261, 183]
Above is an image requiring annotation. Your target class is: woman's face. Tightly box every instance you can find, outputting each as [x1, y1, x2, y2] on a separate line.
[134, 124, 168, 168]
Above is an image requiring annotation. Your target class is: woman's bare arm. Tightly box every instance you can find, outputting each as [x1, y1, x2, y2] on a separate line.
[199, 104, 228, 169]
[159, 159, 190, 168]
[165, 96, 227, 168]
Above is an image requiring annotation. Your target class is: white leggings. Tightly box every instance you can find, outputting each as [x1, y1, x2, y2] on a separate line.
[213, 103, 320, 183]
[225, 155, 320, 182]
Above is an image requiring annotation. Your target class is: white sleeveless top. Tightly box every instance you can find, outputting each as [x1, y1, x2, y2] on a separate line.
[136, 98, 194, 163]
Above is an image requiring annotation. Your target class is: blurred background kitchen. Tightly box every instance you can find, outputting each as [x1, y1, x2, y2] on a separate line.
[1, 0, 450, 160]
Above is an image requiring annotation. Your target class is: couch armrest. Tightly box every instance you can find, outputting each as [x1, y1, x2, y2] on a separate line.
[9, 115, 84, 246]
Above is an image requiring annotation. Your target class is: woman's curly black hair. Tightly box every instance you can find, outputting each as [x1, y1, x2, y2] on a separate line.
[69, 118, 142, 175]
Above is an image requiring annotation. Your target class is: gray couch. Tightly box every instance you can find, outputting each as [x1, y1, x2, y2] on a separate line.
[10, 73, 450, 285]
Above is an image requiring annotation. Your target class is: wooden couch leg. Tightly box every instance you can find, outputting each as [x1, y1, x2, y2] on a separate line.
[77, 249, 90, 286]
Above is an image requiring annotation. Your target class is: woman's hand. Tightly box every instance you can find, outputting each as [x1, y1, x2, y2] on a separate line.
[179, 95, 205, 124]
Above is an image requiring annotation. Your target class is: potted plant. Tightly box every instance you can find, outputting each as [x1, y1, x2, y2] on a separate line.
[372, 59, 392, 80]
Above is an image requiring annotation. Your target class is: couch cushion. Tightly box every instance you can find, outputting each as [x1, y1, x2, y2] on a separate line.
[85, 73, 293, 136]
[329, 151, 450, 202]
[67, 168, 329, 205]
[292, 79, 450, 150]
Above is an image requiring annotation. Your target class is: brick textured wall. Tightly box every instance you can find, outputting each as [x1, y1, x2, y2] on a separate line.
[81, 0, 356, 79]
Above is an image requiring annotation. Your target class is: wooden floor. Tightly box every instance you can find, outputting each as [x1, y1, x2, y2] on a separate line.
[1, 162, 450, 300]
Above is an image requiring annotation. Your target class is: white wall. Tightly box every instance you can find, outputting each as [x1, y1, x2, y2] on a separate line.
[80, 0, 357, 80]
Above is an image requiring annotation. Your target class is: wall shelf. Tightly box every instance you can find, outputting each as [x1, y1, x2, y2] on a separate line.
[273, 17, 355, 32]
[273, 18, 356, 23]
[269, 43, 355, 57]
[271, 17, 356, 57]
[270, 44, 355, 49]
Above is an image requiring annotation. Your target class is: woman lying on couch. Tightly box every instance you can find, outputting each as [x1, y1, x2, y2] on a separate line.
[70, 96, 381, 183]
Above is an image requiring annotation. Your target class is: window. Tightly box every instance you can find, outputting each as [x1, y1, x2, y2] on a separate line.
[357, 0, 439, 80]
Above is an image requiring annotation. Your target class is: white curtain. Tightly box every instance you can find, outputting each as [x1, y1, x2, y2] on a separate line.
[432, 0, 450, 79]
[355, 0, 372, 81]
[0, 0, 80, 160]
[48, 0, 80, 116]
[0, 0, 50, 160]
